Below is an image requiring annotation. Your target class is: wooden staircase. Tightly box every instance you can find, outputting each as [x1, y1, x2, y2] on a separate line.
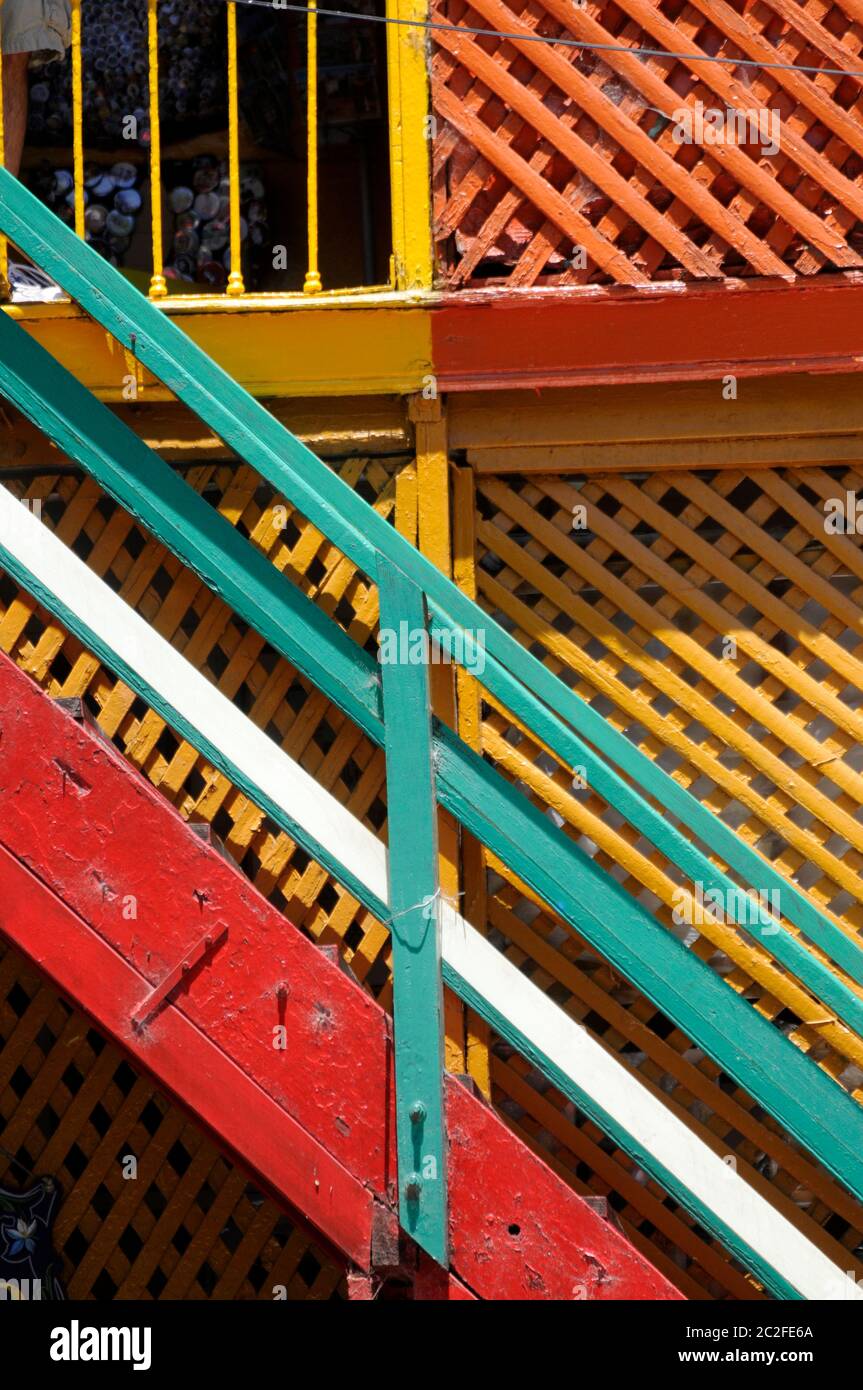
[0, 650, 676, 1300]
[2, 167, 863, 1298]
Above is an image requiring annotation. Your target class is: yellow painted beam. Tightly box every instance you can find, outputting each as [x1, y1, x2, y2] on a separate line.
[0, 396, 410, 468]
[468, 435, 863, 472]
[409, 396, 465, 1072]
[386, 0, 434, 291]
[9, 300, 433, 399]
[449, 377, 863, 456]
[452, 460, 491, 1099]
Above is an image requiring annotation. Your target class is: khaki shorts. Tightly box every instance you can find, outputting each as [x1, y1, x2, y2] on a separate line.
[0, 0, 71, 61]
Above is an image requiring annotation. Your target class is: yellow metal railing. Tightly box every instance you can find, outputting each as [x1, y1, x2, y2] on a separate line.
[70, 0, 85, 240]
[225, 0, 245, 298]
[0, 0, 433, 301]
[146, 0, 167, 299]
[303, 0, 321, 296]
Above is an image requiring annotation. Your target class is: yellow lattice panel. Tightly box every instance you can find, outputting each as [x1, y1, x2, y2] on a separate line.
[464, 462, 863, 1296]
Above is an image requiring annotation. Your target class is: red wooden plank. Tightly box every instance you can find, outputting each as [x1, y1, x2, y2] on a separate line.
[0, 654, 394, 1195]
[0, 840, 375, 1267]
[0, 652, 681, 1298]
[432, 277, 863, 390]
[446, 1077, 679, 1300]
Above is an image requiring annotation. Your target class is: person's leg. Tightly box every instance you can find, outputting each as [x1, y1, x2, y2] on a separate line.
[0, 2, 72, 298]
[2, 51, 31, 177]
[1, 1, 71, 176]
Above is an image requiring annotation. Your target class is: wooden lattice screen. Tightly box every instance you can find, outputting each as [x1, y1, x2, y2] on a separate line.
[0, 939, 345, 1300]
[0, 455, 400, 1003]
[467, 461, 863, 1298]
[432, 0, 863, 286]
[5, 454, 863, 1297]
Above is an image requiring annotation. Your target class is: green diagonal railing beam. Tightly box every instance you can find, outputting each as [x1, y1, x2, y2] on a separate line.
[3, 174, 863, 1209]
[0, 169, 857, 990]
[2, 304, 862, 1049]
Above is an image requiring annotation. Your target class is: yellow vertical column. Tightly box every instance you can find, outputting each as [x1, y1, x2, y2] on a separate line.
[408, 395, 471, 1075]
[147, 0, 167, 299]
[385, 0, 433, 290]
[71, 0, 84, 239]
[226, 1, 245, 297]
[303, 0, 321, 295]
[452, 462, 491, 1097]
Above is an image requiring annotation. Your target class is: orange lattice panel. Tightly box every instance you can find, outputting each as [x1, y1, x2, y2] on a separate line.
[432, 0, 863, 285]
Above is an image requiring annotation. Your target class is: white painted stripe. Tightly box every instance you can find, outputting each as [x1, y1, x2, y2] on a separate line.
[2, 487, 859, 1300]
[0, 488, 387, 906]
[440, 901, 863, 1301]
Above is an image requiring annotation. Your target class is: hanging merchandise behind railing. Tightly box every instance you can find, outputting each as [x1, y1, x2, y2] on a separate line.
[3, 169, 863, 1296]
[0, 0, 425, 298]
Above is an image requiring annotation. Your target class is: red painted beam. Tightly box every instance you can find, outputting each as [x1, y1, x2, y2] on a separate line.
[0, 679, 394, 1197]
[432, 275, 863, 390]
[0, 652, 680, 1299]
[0, 840, 376, 1268]
[447, 1078, 666, 1299]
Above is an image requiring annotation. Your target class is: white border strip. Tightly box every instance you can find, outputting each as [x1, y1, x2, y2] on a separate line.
[441, 903, 862, 1301]
[0, 487, 383, 904]
[2, 488, 859, 1300]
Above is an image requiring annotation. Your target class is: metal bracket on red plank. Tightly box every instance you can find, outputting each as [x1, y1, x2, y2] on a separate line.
[132, 923, 228, 1030]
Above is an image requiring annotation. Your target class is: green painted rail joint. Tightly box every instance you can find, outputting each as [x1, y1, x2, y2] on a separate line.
[378, 561, 448, 1266]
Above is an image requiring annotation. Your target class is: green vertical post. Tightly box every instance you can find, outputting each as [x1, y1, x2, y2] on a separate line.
[377, 557, 448, 1266]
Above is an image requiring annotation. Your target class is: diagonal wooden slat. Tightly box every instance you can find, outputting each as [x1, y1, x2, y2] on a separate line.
[434, 19, 719, 275]
[434, 0, 863, 284]
[434, 79, 650, 282]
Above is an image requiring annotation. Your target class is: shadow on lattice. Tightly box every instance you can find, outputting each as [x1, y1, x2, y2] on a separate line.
[0, 940, 346, 1300]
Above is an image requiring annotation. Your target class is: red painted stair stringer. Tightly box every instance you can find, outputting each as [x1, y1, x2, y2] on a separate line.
[0, 652, 680, 1300]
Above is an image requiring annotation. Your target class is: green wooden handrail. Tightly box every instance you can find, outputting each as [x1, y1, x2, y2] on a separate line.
[0, 170, 857, 994]
[2, 295, 861, 1051]
[3, 171, 863, 1251]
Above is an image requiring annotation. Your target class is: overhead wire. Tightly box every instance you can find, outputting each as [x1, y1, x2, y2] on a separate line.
[205, 0, 863, 82]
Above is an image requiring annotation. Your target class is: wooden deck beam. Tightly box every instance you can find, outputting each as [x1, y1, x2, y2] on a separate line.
[433, 276, 863, 392]
[8, 273, 863, 403]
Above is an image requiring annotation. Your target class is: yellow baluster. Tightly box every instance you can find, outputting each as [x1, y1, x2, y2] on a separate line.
[71, 0, 84, 239]
[147, 0, 167, 298]
[303, 0, 321, 294]
[386, 0, 433, 290]
[226, 0, 244, 296]
[0, 0, 8, 296]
